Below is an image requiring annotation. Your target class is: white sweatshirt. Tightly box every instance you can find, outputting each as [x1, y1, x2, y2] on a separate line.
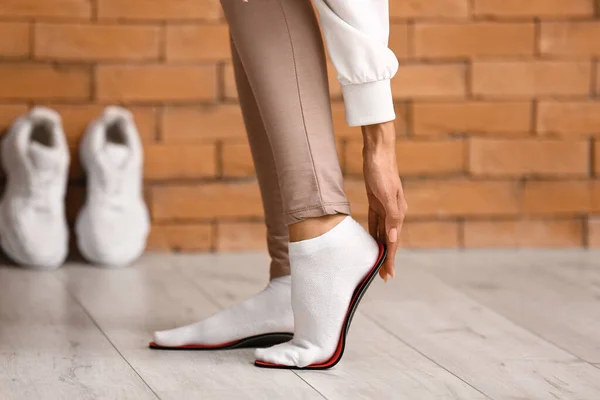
[312, 0, 399, 127]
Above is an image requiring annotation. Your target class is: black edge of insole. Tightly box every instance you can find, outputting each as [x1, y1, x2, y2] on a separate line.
[149, 332, 293, 351]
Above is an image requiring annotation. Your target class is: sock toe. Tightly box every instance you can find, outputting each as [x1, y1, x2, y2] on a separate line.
[255, 344, 301, 366]
[152, 330, 169, 346]
[152, 329, 177, 347]
[255, 342, 325, 368]
[153, 326, 191, 347]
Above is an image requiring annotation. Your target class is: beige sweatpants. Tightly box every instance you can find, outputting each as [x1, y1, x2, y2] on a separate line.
[221, 0, 350, 278]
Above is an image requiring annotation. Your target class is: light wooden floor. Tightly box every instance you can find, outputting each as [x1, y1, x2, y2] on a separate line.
[1, 250, 599, 400]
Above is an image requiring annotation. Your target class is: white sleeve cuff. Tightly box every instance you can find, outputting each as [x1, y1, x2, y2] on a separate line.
[341, 79, 396, 127]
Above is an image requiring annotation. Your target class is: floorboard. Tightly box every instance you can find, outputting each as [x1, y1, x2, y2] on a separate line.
[2, 250, 598, 400]
[57, 254, 321, 400]
[0, 267, 157, 400]
[420, 251, 600, 364]
[360, 254, 600, 400]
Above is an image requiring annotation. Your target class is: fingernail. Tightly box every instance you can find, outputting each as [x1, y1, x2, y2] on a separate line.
[389, 228, 398, 243]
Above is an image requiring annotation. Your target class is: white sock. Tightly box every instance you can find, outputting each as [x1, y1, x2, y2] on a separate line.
[255, 216, 379, 368]
[153, 275, 293, 347]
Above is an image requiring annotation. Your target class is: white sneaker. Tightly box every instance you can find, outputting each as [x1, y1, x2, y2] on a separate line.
[0, 107, 70, 269]
[75, 106, 150, 267]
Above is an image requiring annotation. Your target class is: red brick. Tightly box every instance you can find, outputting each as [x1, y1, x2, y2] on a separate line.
[162, 105, 246, 142]
[331, 104, 360, 138]
[0, 64, 90, 101]
[413, 101, 532, 136]
[595, 64, 600, 95]
[472, 61, 591, 97]
[147, 224, 213, 251]
[0, 105, 28, 178]
[151, 182, 263, 220]
[541, 22, 600, 57]
[35, 23, 161, 61]
[538, 101, 600, 137]
[222, 142, 255, 177]
[0, 0, 91, 18]
[389, 23, 410, 60]
[415, 22, 535, 59]
[345, 139, 465, 176]
[166, 24, 231, 62]
[216, 222, 267, 251]
[223, 63, 238, 100]
[595, 141, 600, 176]
[342, 180, 369, 216]
[593, 180, 600, 213]
[96, 65, 216, 102]
[469, 139, 589, 177]
[522, 181, 594, 215]
[473, 0, 594, 18]
[0, 104, 28, 133]
[0, 22, 30, 57]
[327, 62, 342, 99]
[589, 218, 600, 248]
[464, 219, 584, 248]
[392, 64, 466, 99]
[345, 178, 520, 218]
[390, 0, 469, 18]
[144, 144, 216, 180]
[407, 180, 520, 217]
[98, 0, 222, 20]
[400, 221, 459, 248]
[47, 104, 157, 143]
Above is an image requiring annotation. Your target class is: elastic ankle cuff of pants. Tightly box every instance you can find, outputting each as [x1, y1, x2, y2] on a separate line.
[284, 202, 351, 225]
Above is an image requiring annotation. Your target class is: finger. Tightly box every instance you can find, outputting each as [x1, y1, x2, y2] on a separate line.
[384, 235, 398, 280]
[378, 218, 386, 246]
[392, 191, 408, 280]
[384, 197, 402, 245]
[368, 207, 378, 240]
[397, 198, 407, 242]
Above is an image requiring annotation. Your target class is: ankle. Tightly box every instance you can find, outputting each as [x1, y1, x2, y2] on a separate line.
[288, 214, 347, 242]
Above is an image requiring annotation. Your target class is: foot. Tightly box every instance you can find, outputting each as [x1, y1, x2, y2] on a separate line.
[254, 216, 380, 368]
[152, 275, 293, 348]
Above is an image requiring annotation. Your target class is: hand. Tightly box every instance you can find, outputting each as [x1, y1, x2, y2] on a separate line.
[362, 122, 407, 282]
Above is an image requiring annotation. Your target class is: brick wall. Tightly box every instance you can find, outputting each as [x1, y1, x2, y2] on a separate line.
[1, 0, 599, 251]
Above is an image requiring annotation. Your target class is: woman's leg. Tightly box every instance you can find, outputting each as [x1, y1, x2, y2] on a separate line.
[222, 0, 381, 368]
[230, 37, 290, 280]
[222, 0, 349, 222]
[150, 35, 302, 350]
